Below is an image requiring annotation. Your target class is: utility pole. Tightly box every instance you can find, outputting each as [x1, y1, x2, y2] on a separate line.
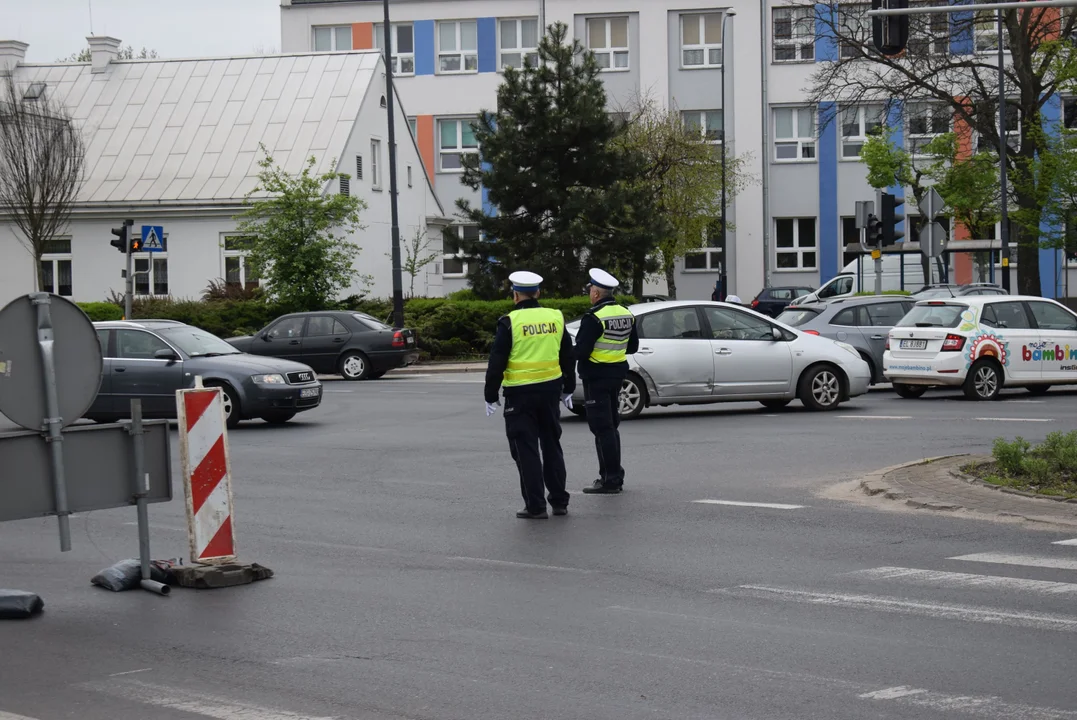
[383, 0, 405, 328]
[996, 8, 1011, 292]
[719, 10, 735, 301]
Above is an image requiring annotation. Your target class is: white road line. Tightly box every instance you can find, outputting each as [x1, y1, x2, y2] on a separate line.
[975, 417, 1052, 422]
[1053, 538, 1077, 546]
[449, 556, 592, 573]
[847, 566, 1077, 594]
[82, 679, 338, 720]
[719, 585, 1077, 632]
[859, 685, 1077, 719]
[692, 499, 805, 509]
[837, 415, 912, 420]
[949, 552, 1077, 571]
[1008, 400, 1047, 404]
[108, 668, 152, 677]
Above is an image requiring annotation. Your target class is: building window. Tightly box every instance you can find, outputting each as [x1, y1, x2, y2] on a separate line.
[684, 220, 724, 271]
[438, 118, 478, 172]
[133, 253, 169, 297]
[682, 110, 723, 143]
[500, 18, 539, 70]
[907, 2, 949, 56]
[313, 25, 352, 52]
[1063, 98, 1077, 131]
[407, 165, 413, 188]
[374, 23, 415, 75]
[838, 4, 870, 59]
[1064, 210, 1077, 266]
[841, 104, 885, 159]
[681, 13, 723, 68]
[773, 6, 814, 62]
[438, 20, 478, 73]
[587, 16, 629, 71]
[774, 107, 816, 161]
[841, 216, 862, 267]
[407, 117, 417, 137]
[444, 225, 478, 277]
[371, 139, 382, 189]
[222, 235, 260, 291]
[775, 218, 817, 270]
[39, 238, 72, 296]
[975, 11, 1009, 53]
[976, 103, 1020, 152]
[907, 102, 951, 155]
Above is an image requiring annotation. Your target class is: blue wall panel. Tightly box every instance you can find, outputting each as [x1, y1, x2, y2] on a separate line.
[815, 4, 838, 62]
[415, 20, 435, 76]
[819, 102, 839, 281]
[887, 100, 907, 243]
[1040, 93, 1064, 298]
[950, 0, 975, 55]
[477, 18, 497, 73]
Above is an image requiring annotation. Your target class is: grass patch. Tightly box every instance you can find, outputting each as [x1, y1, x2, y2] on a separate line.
[962, 433, 1077, 500]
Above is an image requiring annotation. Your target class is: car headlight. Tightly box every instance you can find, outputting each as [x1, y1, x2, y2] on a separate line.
[835, 341, 862, 360]
[251, 373, 286, 384]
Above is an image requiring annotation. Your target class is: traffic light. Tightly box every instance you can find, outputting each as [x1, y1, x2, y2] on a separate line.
[867, 212, 883, 248]
[129, 235, 142, 253]
[110, 219, 134, 253]
[872, 0, 909, 56]
[880, 192, 905, 247]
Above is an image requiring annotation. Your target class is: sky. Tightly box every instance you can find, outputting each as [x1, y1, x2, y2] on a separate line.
[1, 0, 281, 63]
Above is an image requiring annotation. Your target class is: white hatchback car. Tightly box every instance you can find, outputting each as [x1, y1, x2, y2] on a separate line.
[884, 295, 1077, 400]
[567, 300, 871, 419]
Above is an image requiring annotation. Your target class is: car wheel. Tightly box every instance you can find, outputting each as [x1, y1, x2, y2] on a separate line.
[759, 399, 792, 410]
[1027, 384, 1051, 396]
[963, 359, 1002, 401]
[368, 370, 387, 380]
[206, 382, 241, 428]
[617, 374, 646, 420]
[893, 383, 927, 399]
[339, 351, 371, 381]
[260, 412, 296, 425]
[798, 365, 843, 411]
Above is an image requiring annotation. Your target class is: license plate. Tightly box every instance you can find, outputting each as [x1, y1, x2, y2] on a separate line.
[300, 388, 320, 398]
[406, 336, 415, 345]
[900, 339, 928, 350]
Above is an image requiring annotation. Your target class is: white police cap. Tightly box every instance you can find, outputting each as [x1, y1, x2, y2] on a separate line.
[588, 268, 619, 290]
[509, 271, 544, 291]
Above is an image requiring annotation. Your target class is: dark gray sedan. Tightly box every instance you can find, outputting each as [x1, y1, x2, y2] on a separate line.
[86, 320, 322, 427]
[776, 296, 916, 384]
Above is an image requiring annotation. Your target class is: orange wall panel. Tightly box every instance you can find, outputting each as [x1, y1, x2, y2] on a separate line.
[352, 23, 373, 50]
[416, 115, 436, 185]
[952, 98, 975, 284]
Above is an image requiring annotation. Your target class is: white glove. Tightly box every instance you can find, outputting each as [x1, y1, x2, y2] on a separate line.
[485, 401, 500, 417]
[561, 393, 573, 410]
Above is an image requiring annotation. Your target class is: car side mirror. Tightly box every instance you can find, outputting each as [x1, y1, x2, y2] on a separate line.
[154, 348, 178, 362]
[261, 332, 272, 341]
[771, 327, 783, 342]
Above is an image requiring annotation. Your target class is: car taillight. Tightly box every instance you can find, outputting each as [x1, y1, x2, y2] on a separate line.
[803, 330, 820, 335]
[942, 333, 966, 352]
[392, 331, 406, 348]
[751, 299, 760, 308]
[885, 337, 890, 350]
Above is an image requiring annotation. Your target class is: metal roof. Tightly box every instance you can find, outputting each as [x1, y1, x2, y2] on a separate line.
[13, 52, 380, 205]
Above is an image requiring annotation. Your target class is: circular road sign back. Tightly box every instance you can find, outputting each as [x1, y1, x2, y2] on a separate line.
[0, 294, 103, 431]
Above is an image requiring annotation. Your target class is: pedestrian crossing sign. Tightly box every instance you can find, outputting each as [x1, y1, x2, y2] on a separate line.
[141, 225, 165, 252]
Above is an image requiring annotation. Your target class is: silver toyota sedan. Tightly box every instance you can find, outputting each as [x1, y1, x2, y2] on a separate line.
[568, 300, 871, 420]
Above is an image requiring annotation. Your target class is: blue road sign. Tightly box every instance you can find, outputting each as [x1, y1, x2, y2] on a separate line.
[141, 225, 165, 252]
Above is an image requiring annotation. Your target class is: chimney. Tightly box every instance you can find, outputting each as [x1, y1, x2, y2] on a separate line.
[87, 35, 121, 73]
[0, 40, 28, 76]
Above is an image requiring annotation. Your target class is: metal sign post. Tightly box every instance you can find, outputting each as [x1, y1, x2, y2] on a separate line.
[30, 294, 71, 551]
[128, 399, 170, 595]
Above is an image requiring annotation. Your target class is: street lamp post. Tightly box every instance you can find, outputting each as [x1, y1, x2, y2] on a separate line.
[996, 7, 1011, 293]
[383, 0, 405, 327]
[719, 10, 735, 301]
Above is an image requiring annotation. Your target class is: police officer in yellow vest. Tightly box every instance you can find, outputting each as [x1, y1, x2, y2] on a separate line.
[485, 271, 576, 519]
[575, 268, 639, 494]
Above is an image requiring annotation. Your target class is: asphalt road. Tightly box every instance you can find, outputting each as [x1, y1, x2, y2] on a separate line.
[2, 379, 1077, 720]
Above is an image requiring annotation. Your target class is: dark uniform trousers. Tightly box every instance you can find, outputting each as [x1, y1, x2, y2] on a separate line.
[584, 376, 624, 487]
[504, 386, 569, 512]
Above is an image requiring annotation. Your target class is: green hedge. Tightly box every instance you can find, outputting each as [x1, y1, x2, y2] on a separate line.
[75, 295, 635, 359]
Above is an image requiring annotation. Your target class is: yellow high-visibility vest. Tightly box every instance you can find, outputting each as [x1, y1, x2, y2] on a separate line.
[503, 307, 564, 387]
[589, 304, 634, 364]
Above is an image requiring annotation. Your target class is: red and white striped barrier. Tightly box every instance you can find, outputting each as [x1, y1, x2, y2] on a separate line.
[177, 386, 237, 564]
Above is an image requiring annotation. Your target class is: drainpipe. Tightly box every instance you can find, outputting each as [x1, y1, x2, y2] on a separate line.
[759, 2, 771, 288]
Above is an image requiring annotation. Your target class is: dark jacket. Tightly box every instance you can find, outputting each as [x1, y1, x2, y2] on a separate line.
[484, 299, 576, 404]
[574, 298, 640, 382]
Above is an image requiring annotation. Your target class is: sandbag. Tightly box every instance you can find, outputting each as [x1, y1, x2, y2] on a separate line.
[90, 559, 171, 592]
[0, 589, 44, 618]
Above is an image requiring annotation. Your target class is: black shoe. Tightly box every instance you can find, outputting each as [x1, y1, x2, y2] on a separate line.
[516, 509, 549, 519]
[582, 480, 622, 495]
[551, 506, 568, 516]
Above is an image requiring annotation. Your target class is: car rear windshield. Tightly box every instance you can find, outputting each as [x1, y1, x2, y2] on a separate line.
[352, 313, 391, 331]
[159, 326, 241, 356]
[896, 303, 967, 328]
[776, 308, 820, 327]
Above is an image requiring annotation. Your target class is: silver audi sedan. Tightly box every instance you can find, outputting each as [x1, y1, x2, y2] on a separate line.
[567, 300, 871, 420]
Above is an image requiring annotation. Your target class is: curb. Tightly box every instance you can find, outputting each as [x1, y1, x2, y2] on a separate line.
[390, 364, 486, 375]
[949, 460, 1077, 504]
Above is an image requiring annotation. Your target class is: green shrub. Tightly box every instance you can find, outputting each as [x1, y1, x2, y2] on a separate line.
[1038, 430, 1077, 473]
[992, 436, 1030, 476]
[447, 288, 480, 301]
[78, 302, 123, 321]
[1020, 457, 1052, 486]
